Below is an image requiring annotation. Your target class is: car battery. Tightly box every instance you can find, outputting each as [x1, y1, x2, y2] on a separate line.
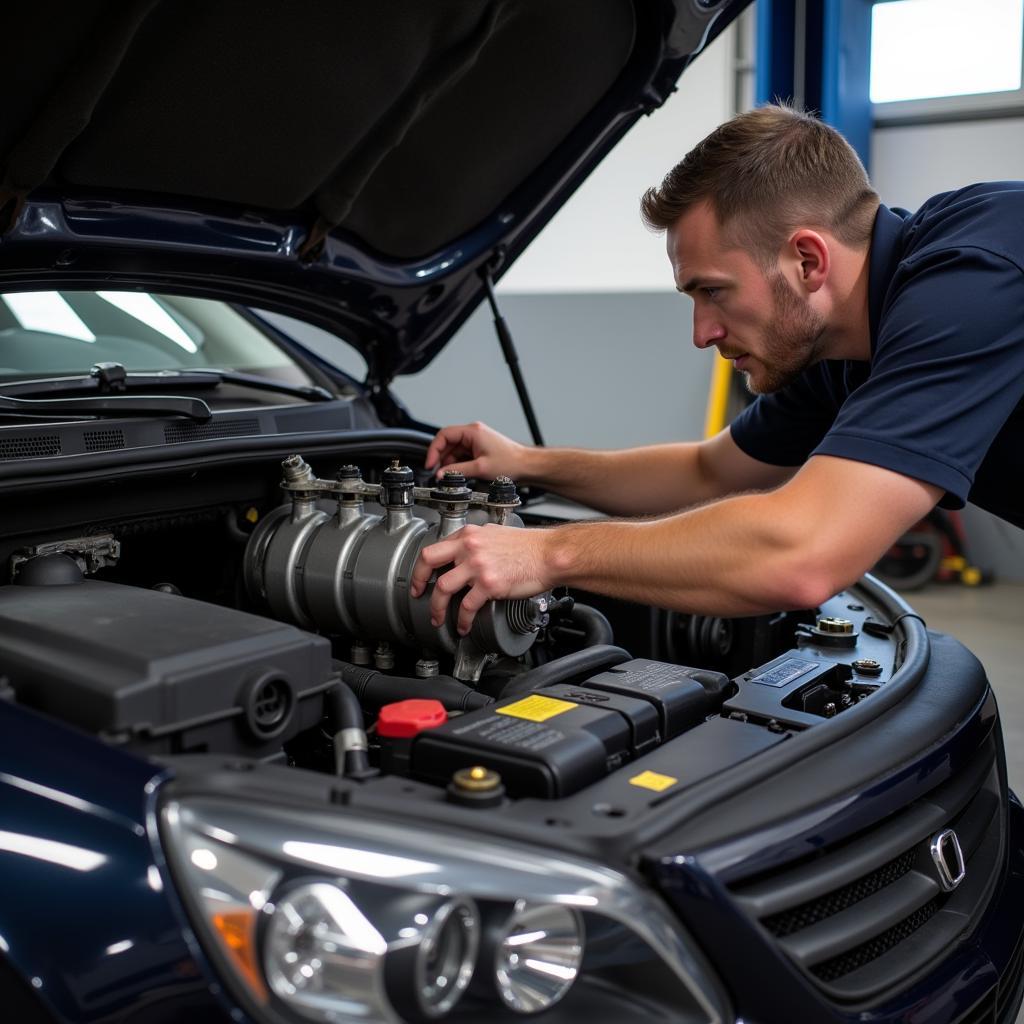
[541, 683, 661, 755]
[412, 668, 694, 798]
[581, 659, 730, 739]
[412, 688, 639, 798]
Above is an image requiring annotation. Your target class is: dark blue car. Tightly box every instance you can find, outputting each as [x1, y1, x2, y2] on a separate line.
[0, 2, 1021, 1022]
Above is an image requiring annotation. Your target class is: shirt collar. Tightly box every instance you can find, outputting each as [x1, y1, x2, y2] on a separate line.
[867, 203, 907, 355]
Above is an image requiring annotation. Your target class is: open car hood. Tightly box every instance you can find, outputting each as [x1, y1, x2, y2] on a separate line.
[0, 0, 742, 387]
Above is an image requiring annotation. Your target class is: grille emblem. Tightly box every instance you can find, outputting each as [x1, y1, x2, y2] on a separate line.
[929, 829, 965, 892]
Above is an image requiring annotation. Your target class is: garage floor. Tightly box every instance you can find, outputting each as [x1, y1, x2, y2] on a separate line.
[892, 581, 1024, 1024]
[901, 581, 1024, 796]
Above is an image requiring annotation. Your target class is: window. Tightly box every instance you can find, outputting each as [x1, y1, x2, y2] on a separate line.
[0, 291, 313, 382]
[871, 0, 1024, 121]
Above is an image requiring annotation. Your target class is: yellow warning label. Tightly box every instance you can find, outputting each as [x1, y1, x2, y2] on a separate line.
[629, 770, 678, 793]
[496, 694, 578, 723]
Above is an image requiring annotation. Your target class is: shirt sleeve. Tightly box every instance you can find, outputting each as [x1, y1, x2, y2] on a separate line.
[729, 361, 847, 467]
[813, 245, 1024, 508]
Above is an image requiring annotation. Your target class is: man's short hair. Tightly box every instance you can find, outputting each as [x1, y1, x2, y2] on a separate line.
[640, 104, 879, 267]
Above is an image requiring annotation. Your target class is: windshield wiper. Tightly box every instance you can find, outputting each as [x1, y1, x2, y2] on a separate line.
[0, 363, 334, 403]
[0, 393, 212, 420]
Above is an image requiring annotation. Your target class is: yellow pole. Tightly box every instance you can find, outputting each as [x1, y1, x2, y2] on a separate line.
[704, 354, 733, 439]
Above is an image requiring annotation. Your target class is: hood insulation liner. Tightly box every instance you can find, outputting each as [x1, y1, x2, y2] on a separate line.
[1, 0, 635, 258]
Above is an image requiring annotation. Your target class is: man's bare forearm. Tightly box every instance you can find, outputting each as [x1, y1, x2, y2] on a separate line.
[424, 423, 788, 516]
[412, 456, 943, 635]
[542, 490, 821, 615]
[539, 455, 943, 617]
[518, 442, 717, 516]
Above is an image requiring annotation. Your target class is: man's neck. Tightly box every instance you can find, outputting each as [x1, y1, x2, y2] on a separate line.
[821, 243, 873, 362]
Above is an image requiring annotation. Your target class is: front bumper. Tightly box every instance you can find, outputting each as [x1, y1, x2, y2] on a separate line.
[654, 783, 1024, 1024]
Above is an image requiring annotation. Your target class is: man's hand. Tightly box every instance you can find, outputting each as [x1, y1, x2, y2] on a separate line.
[411, 455, 942, 631]
[410, 524, 553, 635]
[424, 422, 530, 482]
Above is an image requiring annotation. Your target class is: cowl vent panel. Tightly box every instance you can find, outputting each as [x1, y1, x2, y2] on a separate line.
[164, 418, 260, 444]
[83, 428, 126, 452]
[0, 435, 62, 459]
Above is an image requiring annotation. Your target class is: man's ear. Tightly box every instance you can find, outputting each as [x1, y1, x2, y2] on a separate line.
[787, 229, 829, 294]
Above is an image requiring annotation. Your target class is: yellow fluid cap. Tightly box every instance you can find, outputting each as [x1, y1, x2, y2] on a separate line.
[452, 766, 501, 792]
[817, 616, 854, 634]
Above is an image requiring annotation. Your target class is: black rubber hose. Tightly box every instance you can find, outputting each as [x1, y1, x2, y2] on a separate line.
[556, 602, 615, 647]
[222, 509, 252, 546]
[334, 661, 493, 712]
[499, 644, 632, 698]
[324, 680, 373, 777]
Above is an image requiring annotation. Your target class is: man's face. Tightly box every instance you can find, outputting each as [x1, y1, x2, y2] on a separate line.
[667, 201, 827, 394]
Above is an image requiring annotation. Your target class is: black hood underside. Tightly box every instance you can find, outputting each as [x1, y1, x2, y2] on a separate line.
[1, 0, 636, 259]
[0, 0, 740, 382]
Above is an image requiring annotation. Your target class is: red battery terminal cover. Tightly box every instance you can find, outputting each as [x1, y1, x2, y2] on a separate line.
[377, 699, 448, 738]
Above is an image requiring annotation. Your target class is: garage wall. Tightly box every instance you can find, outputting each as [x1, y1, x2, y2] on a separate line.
[392, 291, 707, 450]
[871, 117, 1024, 211]
[392, 20, 745, 447]
[870, 116, 1024, 580]
[394, 50, 1024, 576]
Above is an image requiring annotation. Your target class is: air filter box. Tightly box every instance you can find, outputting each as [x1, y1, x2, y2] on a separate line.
[0, 577, 334, 758]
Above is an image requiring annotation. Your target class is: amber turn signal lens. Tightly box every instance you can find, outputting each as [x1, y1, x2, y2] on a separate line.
[212, 908, 267, 1001]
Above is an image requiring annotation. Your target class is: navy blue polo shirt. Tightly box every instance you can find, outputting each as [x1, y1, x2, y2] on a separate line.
[730, 182, 1024, 529]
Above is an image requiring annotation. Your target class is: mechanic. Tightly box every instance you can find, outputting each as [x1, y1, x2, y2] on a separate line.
[409, 104, 1024, 635]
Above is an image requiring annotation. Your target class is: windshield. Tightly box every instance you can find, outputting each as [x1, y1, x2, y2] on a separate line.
[0, 291, 314, 385]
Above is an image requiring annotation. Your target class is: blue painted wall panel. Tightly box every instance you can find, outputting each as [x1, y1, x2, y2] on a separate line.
[756, 0, 873, 171]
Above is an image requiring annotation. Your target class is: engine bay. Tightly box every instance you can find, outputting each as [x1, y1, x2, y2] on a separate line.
[0, 449, 903, 818]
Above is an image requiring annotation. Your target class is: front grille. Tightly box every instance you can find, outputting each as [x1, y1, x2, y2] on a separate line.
[811, 898, 940, 982]
[763, 849, 917, 938]
[164, 418, 260, 444]
[730, 737, 1003, 1002]
[0, 434, 62, 459]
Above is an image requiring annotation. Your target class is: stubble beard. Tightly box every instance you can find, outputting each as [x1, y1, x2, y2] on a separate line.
[741, 272, 827, 395]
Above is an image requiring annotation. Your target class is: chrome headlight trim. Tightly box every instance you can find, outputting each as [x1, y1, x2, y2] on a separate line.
[493, 902, 584, 1014]
[161, 796, 729, 1024]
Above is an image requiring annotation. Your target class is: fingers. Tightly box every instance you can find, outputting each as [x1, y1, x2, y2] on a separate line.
[412, 527, 493, 635]
[432, 458, 476, 480]
[457, 584, 491, 636]
[409, 537, 462, 597]
[424, 424, 475, 471]
[429, 562, 475, 626]
[411, 522, 537, 636]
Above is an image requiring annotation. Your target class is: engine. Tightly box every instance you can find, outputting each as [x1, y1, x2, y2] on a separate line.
[0, 450, 836, 804]
[243, 455, 548, 682]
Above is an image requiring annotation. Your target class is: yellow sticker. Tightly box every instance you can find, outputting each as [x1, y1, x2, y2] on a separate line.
[496, 695, 578, 723]
[629, 770, 678, 793]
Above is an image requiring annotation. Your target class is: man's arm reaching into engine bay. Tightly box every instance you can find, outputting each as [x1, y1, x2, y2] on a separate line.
[425, 421, 796, 517]
[410, 454, 942, 636]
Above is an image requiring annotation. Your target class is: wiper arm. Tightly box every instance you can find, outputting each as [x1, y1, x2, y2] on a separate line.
[179, 368, 334, 402]
[0, 393, 212, 421]
[0, 364, 334, 403]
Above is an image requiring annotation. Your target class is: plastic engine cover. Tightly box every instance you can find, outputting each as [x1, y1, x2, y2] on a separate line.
[0, 578, 334, 757]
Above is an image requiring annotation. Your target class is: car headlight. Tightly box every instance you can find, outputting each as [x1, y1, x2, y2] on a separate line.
[492, 902, 584, 1013]
[160, 796, 727, 1023]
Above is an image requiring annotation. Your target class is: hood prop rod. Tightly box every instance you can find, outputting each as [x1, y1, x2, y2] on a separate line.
[481, 269, 545, 447]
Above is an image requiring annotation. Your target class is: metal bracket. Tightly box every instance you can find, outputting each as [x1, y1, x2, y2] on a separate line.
[10, 532, 121, 580]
